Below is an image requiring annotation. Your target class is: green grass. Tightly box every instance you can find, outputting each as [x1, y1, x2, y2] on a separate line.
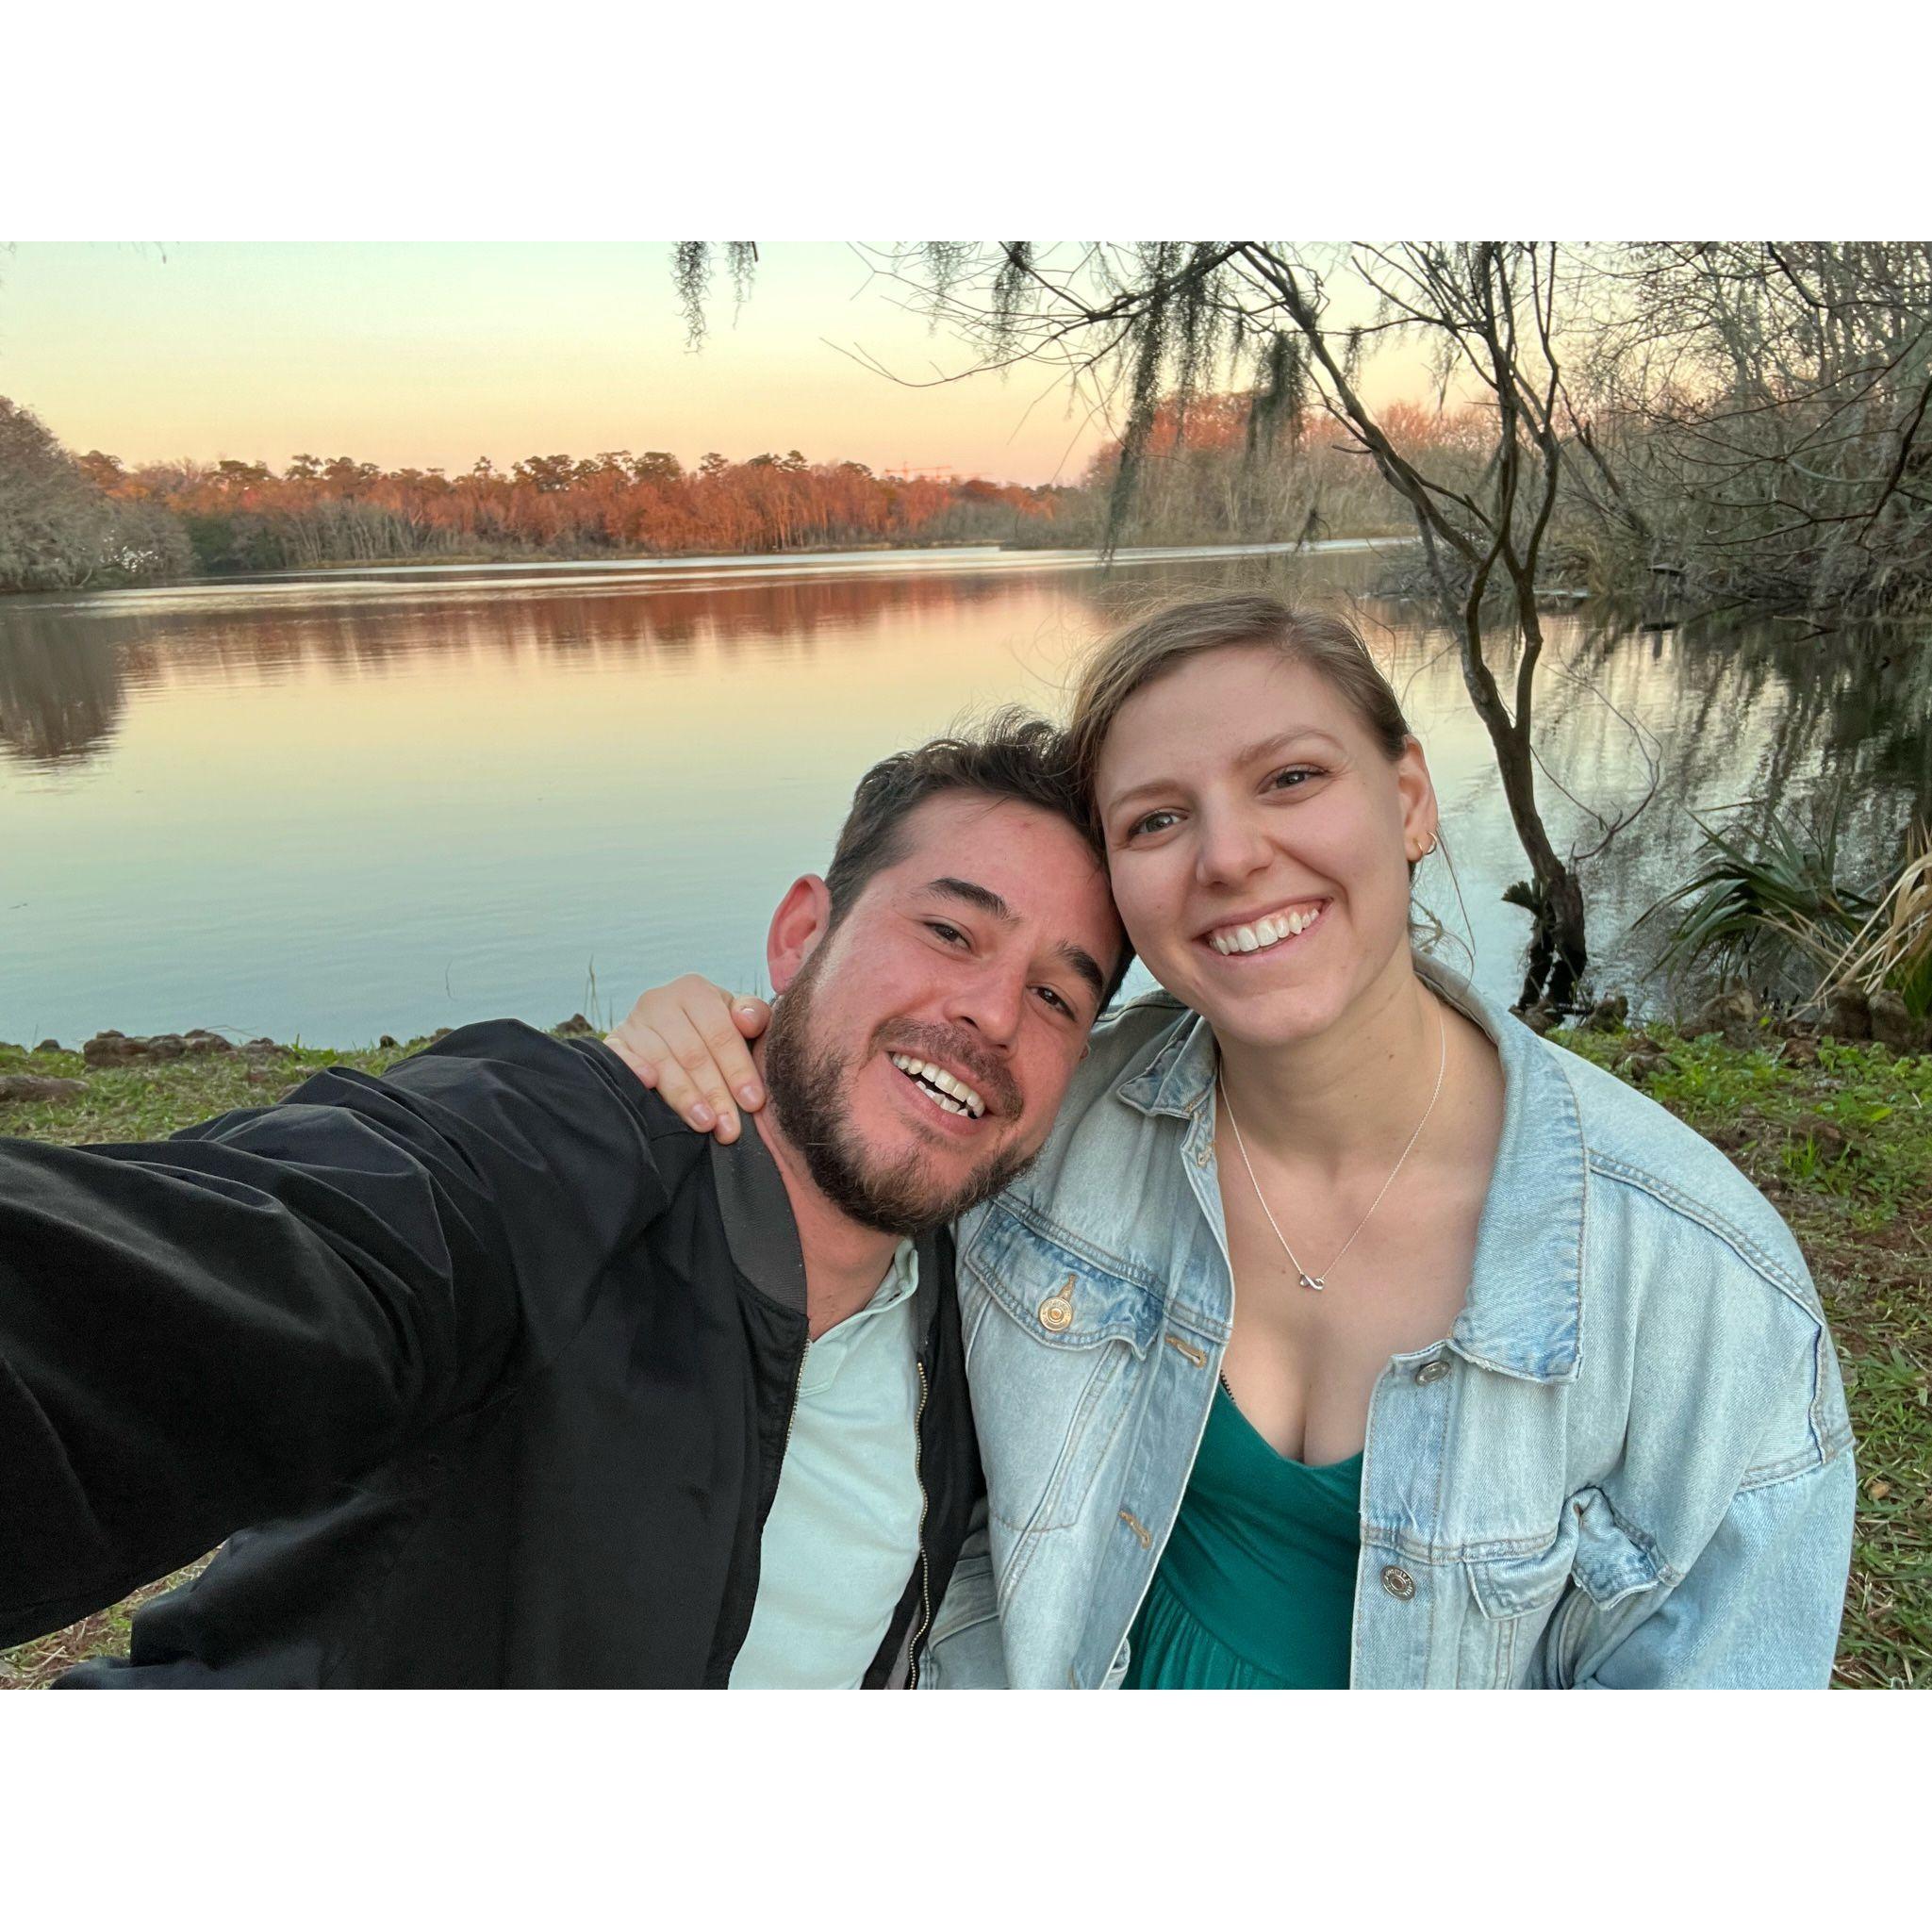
[0, 1035, 422, 1145]
[3, 1020, 1926, 1688]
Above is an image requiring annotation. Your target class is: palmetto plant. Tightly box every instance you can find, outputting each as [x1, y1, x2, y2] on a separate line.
[1638, 801, 1877, 1000]
[1816, 822, 1932, 1020]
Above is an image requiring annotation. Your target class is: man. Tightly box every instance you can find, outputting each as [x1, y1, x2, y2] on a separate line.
[0, 714, 1126, 1686]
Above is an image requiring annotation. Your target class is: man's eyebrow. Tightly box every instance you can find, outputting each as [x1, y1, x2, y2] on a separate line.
[1103, 729, 1347, 812]
[921, 877, 1014, 923]
[1055, 942, 1107, 1005]
[920, 879, 1106, 1007]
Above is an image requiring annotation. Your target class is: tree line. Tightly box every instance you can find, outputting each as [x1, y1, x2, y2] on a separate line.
[0, 412, 1099, 591]
[2, 380, 1509, 597]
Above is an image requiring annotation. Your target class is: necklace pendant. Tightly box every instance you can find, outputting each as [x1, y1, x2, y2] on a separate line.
[1298, 1272, 1326, 1292]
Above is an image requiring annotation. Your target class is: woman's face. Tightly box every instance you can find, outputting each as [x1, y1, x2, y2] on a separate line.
[1094, 643, 1437, 1049]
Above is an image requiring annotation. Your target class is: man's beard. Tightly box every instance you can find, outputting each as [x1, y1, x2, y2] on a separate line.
[761, 958, 1039, 1238]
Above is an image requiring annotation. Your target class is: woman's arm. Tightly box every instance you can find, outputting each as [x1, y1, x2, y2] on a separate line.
[1578, 1448, 1856, 1688]
[1577, 1309, 1856, 1689]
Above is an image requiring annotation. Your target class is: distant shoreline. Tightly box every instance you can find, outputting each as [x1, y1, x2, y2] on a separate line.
[3, 530, 1411, 601]
[218, 536, 1007, 581]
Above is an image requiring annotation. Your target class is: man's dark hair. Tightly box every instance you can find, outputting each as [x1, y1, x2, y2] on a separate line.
[824, 707, 1133, 1009]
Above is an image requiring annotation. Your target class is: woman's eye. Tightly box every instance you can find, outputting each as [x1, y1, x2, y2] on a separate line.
[1126, 808, 1181, 840]
[1266, 766, 1321, 793]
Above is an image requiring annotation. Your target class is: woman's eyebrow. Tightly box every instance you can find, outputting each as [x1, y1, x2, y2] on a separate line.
[1104, 729, 1345, 811]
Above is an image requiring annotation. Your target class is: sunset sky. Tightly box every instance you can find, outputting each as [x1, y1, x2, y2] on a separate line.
[1, 241, 1431, 487]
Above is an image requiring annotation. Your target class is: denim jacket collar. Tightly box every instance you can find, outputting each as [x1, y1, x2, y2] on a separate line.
[1115, 999, 1215, 1121]
[1113, 962, 1585, 1384]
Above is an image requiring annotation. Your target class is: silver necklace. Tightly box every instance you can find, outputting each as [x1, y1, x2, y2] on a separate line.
[1215, 997, 1448, 1292]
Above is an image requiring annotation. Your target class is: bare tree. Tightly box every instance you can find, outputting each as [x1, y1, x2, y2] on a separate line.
[1580, 242, 1932, 618]
[680, 239, 1639, 1006]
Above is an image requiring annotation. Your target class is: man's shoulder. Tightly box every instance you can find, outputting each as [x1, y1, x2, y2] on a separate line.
[193, 1019, 702, 1197]
[352, 1021, 696, 1140]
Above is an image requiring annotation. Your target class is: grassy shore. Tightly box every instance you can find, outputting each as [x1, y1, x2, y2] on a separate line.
[2, 1019, 1926, 1689]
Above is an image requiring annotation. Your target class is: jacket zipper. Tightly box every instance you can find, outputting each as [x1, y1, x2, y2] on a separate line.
[781, 1342, 808, 1460]
[904, 1357, 932, 1689]
[761, 1336, 808, 1533]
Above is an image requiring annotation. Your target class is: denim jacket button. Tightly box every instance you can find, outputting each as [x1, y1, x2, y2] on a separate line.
[1415, 1358, 1451, 1384]
[1380, 1565, 1417, 1601]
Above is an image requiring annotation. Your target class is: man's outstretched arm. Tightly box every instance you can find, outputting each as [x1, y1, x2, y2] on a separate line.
[0, 1021, 667, 1645]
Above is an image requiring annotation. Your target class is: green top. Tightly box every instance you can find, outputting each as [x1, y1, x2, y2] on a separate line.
[1124, 1381, 1362, 1690]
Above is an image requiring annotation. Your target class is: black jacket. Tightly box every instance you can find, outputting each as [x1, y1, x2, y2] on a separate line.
[0, 1022, 980, 1686]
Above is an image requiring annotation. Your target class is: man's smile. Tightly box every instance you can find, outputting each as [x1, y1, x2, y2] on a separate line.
[887, 1052, 987, 1118]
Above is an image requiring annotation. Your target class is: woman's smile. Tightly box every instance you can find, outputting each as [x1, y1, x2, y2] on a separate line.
[1201, 898, 1329, 957]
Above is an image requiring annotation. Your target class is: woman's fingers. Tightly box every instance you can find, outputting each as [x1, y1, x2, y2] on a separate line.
[601, 1030, 661, 1090]
[608, 976, 766, 1141]
[606, 1019, 726, 1134]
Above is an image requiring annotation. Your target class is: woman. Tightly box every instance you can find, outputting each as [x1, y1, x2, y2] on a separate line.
[614, 594, 1855, 1688]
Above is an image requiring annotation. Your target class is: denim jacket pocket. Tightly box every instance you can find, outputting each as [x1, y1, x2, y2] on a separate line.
[960, 1206, 1158, 1538]
[1465, 1488, 1666, 1687]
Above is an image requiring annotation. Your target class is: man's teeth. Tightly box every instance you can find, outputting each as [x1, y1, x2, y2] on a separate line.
[888, 1053, 985, 1118]
[1208, 907, 1321, 955]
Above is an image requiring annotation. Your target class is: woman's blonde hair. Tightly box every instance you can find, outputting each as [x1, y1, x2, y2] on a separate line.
[1065, 594, 1414, 821]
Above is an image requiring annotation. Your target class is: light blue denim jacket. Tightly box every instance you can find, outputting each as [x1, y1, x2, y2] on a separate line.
[924, 967, 1856, 1689]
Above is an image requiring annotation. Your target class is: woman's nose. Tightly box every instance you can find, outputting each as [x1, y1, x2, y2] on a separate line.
[1194, 806, 1273, 887]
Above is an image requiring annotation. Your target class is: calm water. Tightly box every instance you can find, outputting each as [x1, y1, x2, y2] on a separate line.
[2, 543, 1924, 1047]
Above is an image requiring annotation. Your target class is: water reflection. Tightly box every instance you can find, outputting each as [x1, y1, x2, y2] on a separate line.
[1, 551, 1924, 1044]
[0, 619, 127, 767]
[2, 565, 1124, 768]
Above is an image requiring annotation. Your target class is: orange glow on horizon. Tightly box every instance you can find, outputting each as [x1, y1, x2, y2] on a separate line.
[3, 242, 1438, 489]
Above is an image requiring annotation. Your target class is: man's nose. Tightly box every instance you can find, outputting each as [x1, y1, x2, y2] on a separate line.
[946, 961, 1025, 1050]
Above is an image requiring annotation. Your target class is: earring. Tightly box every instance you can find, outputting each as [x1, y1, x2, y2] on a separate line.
[1420, 831, 1440, 857]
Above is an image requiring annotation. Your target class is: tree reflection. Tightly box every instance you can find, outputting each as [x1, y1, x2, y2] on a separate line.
[0, 617, 127, 767]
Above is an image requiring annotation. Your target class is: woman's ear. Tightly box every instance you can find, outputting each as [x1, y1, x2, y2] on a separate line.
[1396, 737, 1438, 861]
[767, 875, 834, 994]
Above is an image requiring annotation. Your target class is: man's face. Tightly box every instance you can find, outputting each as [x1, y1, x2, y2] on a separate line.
[761, 792, 1124, 1236]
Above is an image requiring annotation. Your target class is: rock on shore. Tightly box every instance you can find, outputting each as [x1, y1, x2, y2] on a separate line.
[82, 1028, 239, 1067]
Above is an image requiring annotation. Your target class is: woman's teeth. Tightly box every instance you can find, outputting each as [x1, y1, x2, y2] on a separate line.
[1208, 906, 1321, 955]
[889, 1053, 985, 1118]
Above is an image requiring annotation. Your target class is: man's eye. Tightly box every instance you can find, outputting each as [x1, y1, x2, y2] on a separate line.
[1034, 985, 1075, 1017]
[926, 921, 968, 946]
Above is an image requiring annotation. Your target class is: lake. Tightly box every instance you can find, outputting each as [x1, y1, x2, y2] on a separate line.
[2, 541, 1924, 1048]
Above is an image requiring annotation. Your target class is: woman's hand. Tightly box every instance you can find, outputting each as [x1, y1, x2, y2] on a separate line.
[604, 976, 773, 1143]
